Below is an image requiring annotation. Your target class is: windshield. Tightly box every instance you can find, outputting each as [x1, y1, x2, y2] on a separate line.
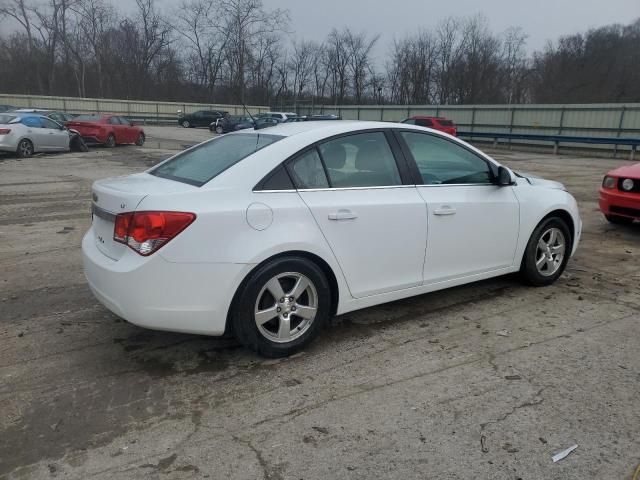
[73, 114, 103, 121]
[150, 133, 283, 186]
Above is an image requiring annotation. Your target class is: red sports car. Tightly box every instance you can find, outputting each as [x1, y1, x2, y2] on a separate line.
[401, 116, 457, 136]
[66, 114, 145, 147]
[599, 162, 640, 224]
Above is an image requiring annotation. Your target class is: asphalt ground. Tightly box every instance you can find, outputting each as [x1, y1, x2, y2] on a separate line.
[1, 126, 639, 479]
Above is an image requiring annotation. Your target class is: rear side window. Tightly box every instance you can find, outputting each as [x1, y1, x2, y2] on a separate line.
[438, 119, 454, 126]
[415, 118, 434, 127]
[151, 133, 283, 186]
[402, 119, 416, 125]
[289, 149, 329, 189]
[108, 117, 120, 125]
[21, 117, 42, 128]
[318, 132, 402, 188]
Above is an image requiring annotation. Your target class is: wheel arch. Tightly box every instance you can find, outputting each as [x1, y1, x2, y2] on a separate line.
[520, 208, 576, 268]
[225, 250, 340, 334]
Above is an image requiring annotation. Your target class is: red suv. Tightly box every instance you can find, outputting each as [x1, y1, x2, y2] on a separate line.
[401, 116, 457, 136]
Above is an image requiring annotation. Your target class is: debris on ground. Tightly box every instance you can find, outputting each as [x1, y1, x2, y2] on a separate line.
[552, 444, 578, 462]
[496, 330, 510, 337]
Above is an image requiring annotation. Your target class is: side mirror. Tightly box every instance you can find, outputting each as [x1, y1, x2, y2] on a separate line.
[497, 166, 514, 186]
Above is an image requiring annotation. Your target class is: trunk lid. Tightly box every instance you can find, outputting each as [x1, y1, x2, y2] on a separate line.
[91, 173, 196, 260]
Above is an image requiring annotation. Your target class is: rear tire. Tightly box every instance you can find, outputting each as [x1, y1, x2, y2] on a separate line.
[520, 217, 572, 286]
[104, 134, 116, 148]
[16, 139, 34, 158]
[605, 214, 634, 225]
[135, 133, 145, 146]
[232, 256, 331, 358]
[181, 120, 190, 128]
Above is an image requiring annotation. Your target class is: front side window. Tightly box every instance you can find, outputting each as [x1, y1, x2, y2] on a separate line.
[119, 117, 131, 126]
[108, 117, 120, 125]
[289, 149, 329, 189]
[41, 117, 61, 130]
[318, 132, 402, 188]
[151, 133, 283, 186]
[74, 114, 102, 122]
[400, 131, 492, 185]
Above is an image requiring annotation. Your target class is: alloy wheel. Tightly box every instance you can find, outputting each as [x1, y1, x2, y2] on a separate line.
[535, 227, 566, 277]
[18, 140, 33, 157]
[254, 272, 318, 343]
[182, 120, 190, 128]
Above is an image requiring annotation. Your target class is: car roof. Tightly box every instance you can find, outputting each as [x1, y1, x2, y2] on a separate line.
[234, 120, 444, 138]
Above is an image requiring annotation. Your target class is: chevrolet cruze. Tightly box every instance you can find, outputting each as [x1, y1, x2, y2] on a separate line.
[83, 121, 581, 357]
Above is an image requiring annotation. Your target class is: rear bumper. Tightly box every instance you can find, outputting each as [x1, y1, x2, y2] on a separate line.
[599, 188, 640, 219]
[82, 230, 252, 335]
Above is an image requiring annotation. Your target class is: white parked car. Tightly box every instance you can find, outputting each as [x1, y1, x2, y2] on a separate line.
[83, 121, 581, 357]
[260, 111, 297, 122]
[0, 113, 71, 157]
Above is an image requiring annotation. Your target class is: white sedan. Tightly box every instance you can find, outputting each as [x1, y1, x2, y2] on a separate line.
[0, 113, 71, 157]
[83, 121, 581, 357]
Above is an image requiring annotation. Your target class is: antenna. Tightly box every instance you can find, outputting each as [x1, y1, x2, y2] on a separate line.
[242, 102, 257, 129]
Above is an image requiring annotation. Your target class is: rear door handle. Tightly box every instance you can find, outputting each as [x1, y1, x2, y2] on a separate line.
[433, 206, 457, 216]
[328, 209, 358, 221]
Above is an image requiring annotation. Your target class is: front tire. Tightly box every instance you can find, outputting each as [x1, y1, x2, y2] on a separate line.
[17, 139, 34, 158]
[520, 217, 572, 286]
[135, 133, 145, 146]
[605, 214, 633, 225]
[181, 120, 190, 128]
[232, 256, 331, 357]
[215, 125, 224, 134]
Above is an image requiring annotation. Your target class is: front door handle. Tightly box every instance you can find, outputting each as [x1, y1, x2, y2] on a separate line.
[328, 209, 358, 221]
[433, 206, 457, 216]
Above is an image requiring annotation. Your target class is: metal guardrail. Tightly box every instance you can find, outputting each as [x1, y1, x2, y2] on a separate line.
[458, 131, 640, 160]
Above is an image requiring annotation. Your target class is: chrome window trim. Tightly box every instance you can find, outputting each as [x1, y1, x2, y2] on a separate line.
[254, 183, 498, 193]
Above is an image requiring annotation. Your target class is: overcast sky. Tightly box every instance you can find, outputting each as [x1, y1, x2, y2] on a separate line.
[261, 0, 639, 59]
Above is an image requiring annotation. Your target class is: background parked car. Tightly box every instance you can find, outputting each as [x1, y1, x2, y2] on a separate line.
[305, 114, 341, 121]
[0, 104, 15, 113]
[258, 111, 297, 122]
[402, 116, 457, 136]
[66, 114, 145, 147]
[600, 163, 640, 224]
[12, 108, 76, 124]
[178, 110, 228, 128]
[0, 113, 71, 157]
[211, 115, 254, 134]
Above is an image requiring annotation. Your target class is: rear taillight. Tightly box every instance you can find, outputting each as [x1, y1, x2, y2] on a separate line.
[113, 211, 196, 256]
[0, 128, 11, 135]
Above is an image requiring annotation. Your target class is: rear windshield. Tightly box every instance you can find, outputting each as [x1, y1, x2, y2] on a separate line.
[0, 114, 17, 124]
[73, 114, 103, 121]
[150, 133, 283, 186]
[438, 119, 454, 126]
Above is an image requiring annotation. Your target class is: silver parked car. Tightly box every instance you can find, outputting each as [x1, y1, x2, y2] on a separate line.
[0, 113, 71, 157]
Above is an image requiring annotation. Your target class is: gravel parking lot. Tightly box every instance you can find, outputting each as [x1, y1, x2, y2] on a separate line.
[1, 126, 639, 479]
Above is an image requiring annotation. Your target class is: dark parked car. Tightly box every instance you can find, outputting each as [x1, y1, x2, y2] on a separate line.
[0, 105, 15, 113]
[305, 114, 341, 121]
[179, 110, 228, 128]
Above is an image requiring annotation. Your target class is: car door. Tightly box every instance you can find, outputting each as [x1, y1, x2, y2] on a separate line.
[41, 117, 69, 150]
[21, 116, 47, 150]
[289, 131, 427, 298]
[107, 116, 124, 143]
[396, 130, 520, 284]
[117, 117, 135, 143]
